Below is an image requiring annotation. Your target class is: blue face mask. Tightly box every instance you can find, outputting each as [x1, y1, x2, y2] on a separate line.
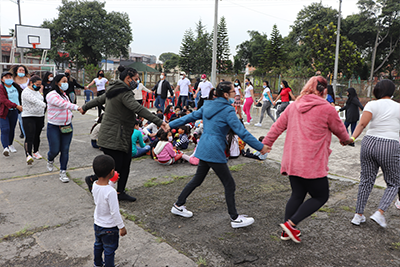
[263, 85, 267, 88]
[4, 79, 13, 85]
[18, 73, 25, 78]
[228, 98, 235, 104]
[60, 83, 69, 91]
[33, 84, 40, 91]
[234, 82, 238, 86]
[246, 82, 249, 86]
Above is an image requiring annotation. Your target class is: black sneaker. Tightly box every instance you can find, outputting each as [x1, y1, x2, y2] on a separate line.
[349, 142, 355, 147]
[85, 174, 97, 192]
[118, 192, 137, 202]
[19, 133, 24, 139]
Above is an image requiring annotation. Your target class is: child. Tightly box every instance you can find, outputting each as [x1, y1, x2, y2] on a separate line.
[163, 104, 174, 122]
[154, 129, 182, 165]
[182, 137, 200, 165]
[91, 155, 127, 267]
[173, 125, 190, 150]
[169, 106, 181, 121]
[132, 120, 150, 158]
[143, 113, 163, 141]
[90, 113, 103, 149]
[242, 136, 268, 160]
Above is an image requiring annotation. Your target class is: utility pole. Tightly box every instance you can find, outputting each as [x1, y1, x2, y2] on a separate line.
[332, 0, 342, 95]
[0, 0, 3, 74]
[17, 0, 24, 63]
[211, 0, 218, 87]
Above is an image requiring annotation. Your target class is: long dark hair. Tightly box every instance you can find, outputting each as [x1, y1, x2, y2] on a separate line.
[215, 81, 233, 97]
[90, 113, 104, 134]
[346, 88, 358, 105]
[118, 65, 138, 81]
[234, 79, 241, 88]
[327, 85, 335, 104]
[42, 72, 53, 84]
[51, 74, 67, 98]
[245, 78, 253, 87]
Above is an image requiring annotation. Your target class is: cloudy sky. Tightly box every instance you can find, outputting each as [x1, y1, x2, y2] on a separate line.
[1, 0, 359, 60]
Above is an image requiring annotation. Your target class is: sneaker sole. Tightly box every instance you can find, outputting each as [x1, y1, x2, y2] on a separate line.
[231, 218, 255, 228]
[27, 158, 34, 165]
[351, 218, 366, 226]
[281, 232, 301, 241]
[59, 178, 69, 183]
[171, 207, 193, 218]
[3, 151, 9, 157]
[370, 216, 386, 228]
[280, 223, 301, 243]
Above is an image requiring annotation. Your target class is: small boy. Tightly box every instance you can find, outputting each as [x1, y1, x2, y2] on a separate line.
[92, 155, 127, 267]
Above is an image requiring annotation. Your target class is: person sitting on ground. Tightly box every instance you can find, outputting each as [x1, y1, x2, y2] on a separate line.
[181, 135, 200, 165]
[173, 125, 190, 150]
[163, 104, 174, 122]
[154, 129, 183, 165]
[132, 120, 151, 158]
[242, 136, 268, 160]
[91, 154, 127, 267]
[90, 113, 103, 149]
[169, 106, 181, 121]
[143, 113, 163, 141]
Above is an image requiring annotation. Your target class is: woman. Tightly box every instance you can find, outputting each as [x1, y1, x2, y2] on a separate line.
[0, 71, 23, 156]
[263, 76, 350, 243]
[133, 78, 152, 105]
[339, 88, 364, 136]
[233, 79, 243, 121]
[242, 78, 256, 124]
[81, 66, 168, 202]
[46, 74, 83, 183]
[169, 81, 268, 228]
[11, 65, 30, 139]
[273, 80, 295, 119]
[326, 85, 335, 106]
[87, 70, 109, 118]
[345, 80, 400, 228]
[255, 81, 275, 126]
[42, 71, 54, 103]
[21, 76, 46, 164]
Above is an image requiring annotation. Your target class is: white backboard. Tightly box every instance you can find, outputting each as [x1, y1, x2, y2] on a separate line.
[15, 24, 51, 50]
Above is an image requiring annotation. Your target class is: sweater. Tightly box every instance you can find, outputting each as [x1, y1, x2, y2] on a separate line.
[0, 83, 22, 119]
[131, 129, 146, 157]
[262, 94, 349, 179]
[169, 97, 264, 163]
[21, 88, 46, 117]
[46, 91, 78, 126]
[134, 83, 152, 100]
[154, 141, 176, 161]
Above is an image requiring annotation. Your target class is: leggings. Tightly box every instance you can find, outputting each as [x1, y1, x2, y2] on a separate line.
[97, 90, 105, 117]
[22, 116, 44, 156]
[102, 148, 131, 193]
[344, 121, 357, 135]
[355, 135, 400, 214]
[285, 176, 329, 225]
[259, 101, 275, 123]
[243, 97, 253, 123]
[276, 102, 289, 119]
[175, 160, 238, 220]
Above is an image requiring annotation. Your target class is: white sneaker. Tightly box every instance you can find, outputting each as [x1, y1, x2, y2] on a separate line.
[47, 161, 54, 172]
[351, 214, 366, 226]
[254, 123, 262, 127]
[231, 215, 254, 228]
[32, 152, 43, 159]
[244, 122, 250, 125]
[370, 211, 387, 228]
[26, 155, 34, 165]
[395, 199, 400, 210]
[3, 147, 10, 157]
[171, 204, 193, 218]
[59, 170, 69, 183]
[8, 145, 17, 153]
[250, 118, 253, 122]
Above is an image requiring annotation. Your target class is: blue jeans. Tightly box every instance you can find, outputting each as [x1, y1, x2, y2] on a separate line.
[154, 95, 166, 111]
[18, 113, 25, 137]
[47, 123, 73, 171]
[195, 92, 201, 108]
[133, 145, 150, 158]
[177, 95, 188, 109]
[94, 224, 119, 267]
[0, 109, 18, 148]
[344, 121, 357, 135]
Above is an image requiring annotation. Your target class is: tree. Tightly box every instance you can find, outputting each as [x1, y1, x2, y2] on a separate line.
[179, 29, 196, 74]
[235, 31, 268, 69]
[164, 54, 180, 72]
[260, 24, 285, 74]
[43, 0, 132, 69]
[216, 16, 231, 73]
[305, 23, 363, 77]
[159, 52, 178, 63]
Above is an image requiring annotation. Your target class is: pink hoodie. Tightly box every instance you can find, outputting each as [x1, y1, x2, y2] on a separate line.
[263, 94, 349, 179]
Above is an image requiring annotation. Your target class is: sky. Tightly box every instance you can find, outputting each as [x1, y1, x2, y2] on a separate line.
[0, 0, 360, 61]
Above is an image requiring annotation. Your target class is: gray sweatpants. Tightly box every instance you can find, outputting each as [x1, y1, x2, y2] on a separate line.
[276, 101, 290, 119]
[355, 135, 400, 214]
[259, 101, 275, 123]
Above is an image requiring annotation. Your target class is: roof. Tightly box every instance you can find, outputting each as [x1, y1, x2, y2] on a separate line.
[126, 61, 159, 73]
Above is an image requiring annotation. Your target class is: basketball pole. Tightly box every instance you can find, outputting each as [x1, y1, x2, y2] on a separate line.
[0, 0, 3, 74]
[17, 0, 24, 64]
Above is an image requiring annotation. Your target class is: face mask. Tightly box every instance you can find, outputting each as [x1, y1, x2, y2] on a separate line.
[33, 84, 40, 91]
[263, 85, 267, 88]
[168, 136, 173, 142]
[170, 109, 173, 112]
[234, 83, 238, 86]
[99, 73, 104, 77]
[18, 73, 25, 78]
[130, 80, 138, 90]
[180, 75, 184, 79]
[280, 85, 283, 88]
[202, 79, 207, 82]
[48, 77, 54, 82]
[160, 75, 164, 79]
[60, 83, 69, 91]
[65, 73, 70, 77]
[228, 98, 235, 104]
[4, 79, 13, 85]
[246, 82, 249, 86]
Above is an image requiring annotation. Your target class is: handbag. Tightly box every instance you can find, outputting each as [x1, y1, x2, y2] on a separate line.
[255, 102, 262, 107]
[59, 125, 73, 134]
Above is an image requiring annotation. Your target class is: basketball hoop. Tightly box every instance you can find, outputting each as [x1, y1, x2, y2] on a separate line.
[31, 43, 40, 49]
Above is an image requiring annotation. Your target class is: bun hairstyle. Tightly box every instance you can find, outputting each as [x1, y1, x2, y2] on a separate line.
[118, 65, 138, 81]
[215, 81, 233, 97]
[30, 75, 42, 84]
[298, 76, 328, 100]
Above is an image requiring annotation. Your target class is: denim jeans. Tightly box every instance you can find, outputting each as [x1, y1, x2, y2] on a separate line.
[47, 123, 73, 171]
[154, 95, 166, 111]
[133, 145, 150, 158]
[0, 109, 18, 148]
[94, 224, 119, 267]
[177, 95, 188, 110]
[344, 121, 357, 135]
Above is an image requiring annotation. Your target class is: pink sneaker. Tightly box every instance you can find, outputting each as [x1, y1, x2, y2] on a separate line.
[280, 221, 301, 243]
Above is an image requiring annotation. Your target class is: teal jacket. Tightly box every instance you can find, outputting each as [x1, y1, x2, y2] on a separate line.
[169, 97, 264, 163]
[131, 129, 146, 157]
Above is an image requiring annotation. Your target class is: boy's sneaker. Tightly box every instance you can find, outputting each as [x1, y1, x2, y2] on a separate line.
[32, 152, 43, 159]
[351, 214, 366, 226]
[3, 147, 10, 157]
[281, 230, 301, 241]
[280, 221, 301, 243]
[231, 215, 254, 228]
[8, 145, 17, 153]
[47, 161, 54, 172]
[395, 199, 400, 210]
[26, 155, 34, 165]
[59, 170, 69, 183]
[171, 204, 193, 218]
[85, 175, 95, 192]
[254, 123, 262, 127]
[370, 211, 387, 228]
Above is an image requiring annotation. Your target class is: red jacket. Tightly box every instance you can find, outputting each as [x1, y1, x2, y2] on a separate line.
[263, 94, 349, 179]
[0, 83, 22, 119]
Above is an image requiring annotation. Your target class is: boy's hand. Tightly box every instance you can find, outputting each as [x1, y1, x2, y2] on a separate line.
[120, 227, 127, 236]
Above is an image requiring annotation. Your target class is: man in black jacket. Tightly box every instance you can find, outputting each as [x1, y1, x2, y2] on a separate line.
[152, 72, 173, 112]
[64, 69, 87, 104]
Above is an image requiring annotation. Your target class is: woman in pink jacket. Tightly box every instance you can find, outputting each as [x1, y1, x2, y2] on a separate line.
[263, 76, 351, 243]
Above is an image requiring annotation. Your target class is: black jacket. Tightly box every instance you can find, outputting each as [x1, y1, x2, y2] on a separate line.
[340, 98, 364, 123]
[152, 80, 173, 99]
[66, 76, 85, 103]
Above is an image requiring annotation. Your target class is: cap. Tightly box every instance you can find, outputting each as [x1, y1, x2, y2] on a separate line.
[201, 74, 207, 79]
[1, 71, 12, 78]
[180, 71, 186, 76]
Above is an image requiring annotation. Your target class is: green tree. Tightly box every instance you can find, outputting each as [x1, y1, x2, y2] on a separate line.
[192, 20, 212, 74]
[159, 52, 178, 63]
[260, 24, 285, 74]
[179, 28, 196, 74]
[235, 31, 268, 69]
[216, 16, 231, 73]
[164, 54, 180, 72]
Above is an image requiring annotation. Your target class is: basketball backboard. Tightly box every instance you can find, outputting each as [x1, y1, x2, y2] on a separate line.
[15, 24, 51, 50]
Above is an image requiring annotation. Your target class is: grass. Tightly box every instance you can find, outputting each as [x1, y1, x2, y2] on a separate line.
[311, 214, 317, 219]
[391, 242, 400, 250]
[132, 155, 149, 162]
[229, 163, 245, 172]
[143, 175, 189, 188]
[196, 256, 207, 266]
[0, 224, 55, 242]
[318, 207, 334, 213]
[340, 206, 356, 213]
[120, 210, 137, 222]
[155, 237, 165, 243]
[270, 235, 280, 241]
[143, 178, 158, 187]
[72, 178, 84, 186]
[373, 184, 385, 189]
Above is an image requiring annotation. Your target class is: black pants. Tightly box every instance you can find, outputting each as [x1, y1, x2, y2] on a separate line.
[285, 176, 329, 225]
[22, 116, 44, 156]
[97, 90, 105, 117]
[102, 148, 131, 193]
[197, 97, 207, 110]
[176, 160, 238, 220]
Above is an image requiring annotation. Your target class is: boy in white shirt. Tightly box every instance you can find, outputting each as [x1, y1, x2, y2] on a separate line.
[92, 155, 127, 267]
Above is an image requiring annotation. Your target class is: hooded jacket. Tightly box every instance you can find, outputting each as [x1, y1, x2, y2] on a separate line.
[0, 82, 23, 119]
[82, 80, 163, 153]
[169, 97, 264, 163]
[339, 88, 364, 123]
[263, 94, 349, 179]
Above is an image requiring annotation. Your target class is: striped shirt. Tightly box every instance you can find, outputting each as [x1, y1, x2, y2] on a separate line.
[46, 90, 78, 126]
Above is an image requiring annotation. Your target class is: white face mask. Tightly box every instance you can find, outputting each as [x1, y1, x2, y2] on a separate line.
[168, 136, 173, 142]
[180, 75, 184, 79]
[48, 77, 54, 81]
[160, 75, 164, 79]
[202, 79, 206, 82]
[280, 85, 283, 88]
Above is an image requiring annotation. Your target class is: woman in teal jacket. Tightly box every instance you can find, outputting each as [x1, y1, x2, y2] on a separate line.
[169, 81, 268, 228]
